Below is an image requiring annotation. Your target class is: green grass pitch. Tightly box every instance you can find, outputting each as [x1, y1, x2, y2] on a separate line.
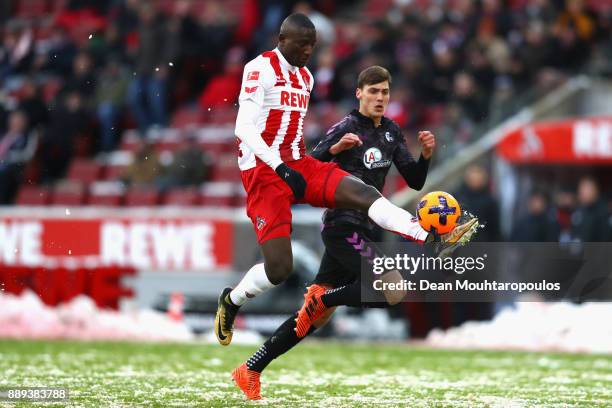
[1, 339, 611, 407]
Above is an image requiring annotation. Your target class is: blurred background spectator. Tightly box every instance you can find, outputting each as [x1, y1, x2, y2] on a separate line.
[126, 2, 178, 134]
[95, 57, 129, 154]
[120, 138, 162, 187]
[454, 164, 500, 241]
[554, 186, 576, 243]
[156, 132, 211, 191]
[17, 78, 48, 131]
[571, 177, 611, 242]
[198, 47, 243, 111]
[511, 190, 559, 242]
[39, 91, 89, 182]
[0, 110, 36, 203]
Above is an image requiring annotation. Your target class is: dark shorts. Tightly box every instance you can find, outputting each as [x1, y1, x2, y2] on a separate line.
[313, 224, 385, 288]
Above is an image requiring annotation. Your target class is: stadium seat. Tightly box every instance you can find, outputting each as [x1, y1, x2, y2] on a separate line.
[67, 160, 103, 183]
[171, 107, 206, 128]
[210, 154, 241, 181]
[88, 193, 122, 206]
[49, 0, 68, 13]
[88, 182, 125, 206]
[15, 0, 49, 18]
[15, 185, 51, 205]
[163, 188, 199, 206]
[103, 165, 128, 181]
[205, 106, 238, 125]
[124, 188, 160, 206]
[423, 105, 446, 128]
[200, 182, 236, 207]
[233, 190, 247, 207]
[201, 141, 235, 156]
[364, 0, 393, 18]
[155, 0, 176, 14]
[51, 182, 86, 206]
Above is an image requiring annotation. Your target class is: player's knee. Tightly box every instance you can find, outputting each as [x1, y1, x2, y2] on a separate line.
[336, 176, 382, 210]
[364, 183, 381, 198]
[264, 257, 293, 284]
[360, 183, 382, 207]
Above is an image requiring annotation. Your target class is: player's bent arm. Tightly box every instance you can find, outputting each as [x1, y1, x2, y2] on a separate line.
[235, 99, 283, 169]
[393, 140, 430, 190]
[311, 118, 351, 162]
[236, 100, 306, 199]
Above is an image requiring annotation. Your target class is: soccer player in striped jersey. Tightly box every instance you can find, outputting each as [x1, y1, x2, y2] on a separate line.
[215, 14, 477, 360]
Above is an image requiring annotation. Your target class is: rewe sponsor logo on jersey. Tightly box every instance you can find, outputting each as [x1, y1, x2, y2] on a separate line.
[363, 147, 391, 169]
[280, 91, 309, 108]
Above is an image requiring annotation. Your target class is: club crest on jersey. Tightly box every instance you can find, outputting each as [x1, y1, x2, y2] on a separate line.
[247, 71, 259, 81]
[385, 131, 394, 142]
[256, 216, 266, 230]
[363, 147, 391, 169]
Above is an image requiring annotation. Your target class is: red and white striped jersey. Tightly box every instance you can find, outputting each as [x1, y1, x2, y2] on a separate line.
[236, 48, 314, 171]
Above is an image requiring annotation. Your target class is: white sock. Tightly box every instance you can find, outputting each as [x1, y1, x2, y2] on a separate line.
[229, 263, 275, 306]
[368, 197, 429, 243]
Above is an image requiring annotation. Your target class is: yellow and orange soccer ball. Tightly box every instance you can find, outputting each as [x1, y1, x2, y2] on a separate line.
[416, 191, 461, 234]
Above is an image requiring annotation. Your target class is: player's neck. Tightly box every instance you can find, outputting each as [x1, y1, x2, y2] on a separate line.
[358, 108, 382, 127]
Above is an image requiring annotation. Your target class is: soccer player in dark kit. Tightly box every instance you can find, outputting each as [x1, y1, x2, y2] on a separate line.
[230, 65, 479, 400]
[216, 14, 478, 358]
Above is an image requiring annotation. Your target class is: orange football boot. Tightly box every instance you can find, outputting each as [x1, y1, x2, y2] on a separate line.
[231, 363, 261, 400]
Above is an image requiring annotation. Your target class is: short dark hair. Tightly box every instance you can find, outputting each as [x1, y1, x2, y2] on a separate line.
[357, 66, 392, 89]
[280, 13, 315, 34]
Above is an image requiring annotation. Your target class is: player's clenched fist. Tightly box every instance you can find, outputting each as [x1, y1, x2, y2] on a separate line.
[418, 131, 436, 160]
[329, 133, 363, 155]
[275, 163, 307, 200]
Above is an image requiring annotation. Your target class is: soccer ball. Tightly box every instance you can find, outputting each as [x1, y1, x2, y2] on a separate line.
[416, 191, 461, 234]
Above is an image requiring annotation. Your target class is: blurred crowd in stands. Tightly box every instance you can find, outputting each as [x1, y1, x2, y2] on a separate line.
[454, 163, 612, 242]
[0, 0, 610, 234]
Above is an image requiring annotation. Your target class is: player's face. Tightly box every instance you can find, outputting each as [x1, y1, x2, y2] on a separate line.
[279, 28, 317, 67]
[356, 81, 390, 120]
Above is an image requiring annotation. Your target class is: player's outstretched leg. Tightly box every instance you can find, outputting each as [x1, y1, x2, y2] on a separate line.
[334, 176, 478, 245]
[232, 309, 333, 400]
[215, 237, 293, 346]
[295, 282, 393, 337]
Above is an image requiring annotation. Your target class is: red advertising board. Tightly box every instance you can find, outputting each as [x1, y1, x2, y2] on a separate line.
[0, 215, 233, 271]
[496, 117, 612, 164]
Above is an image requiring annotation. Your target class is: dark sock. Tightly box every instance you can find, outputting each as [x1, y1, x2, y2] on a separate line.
[321, 282, 390, 308]
[321, 283, 361, 307]
[246, 313, 315, 373]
